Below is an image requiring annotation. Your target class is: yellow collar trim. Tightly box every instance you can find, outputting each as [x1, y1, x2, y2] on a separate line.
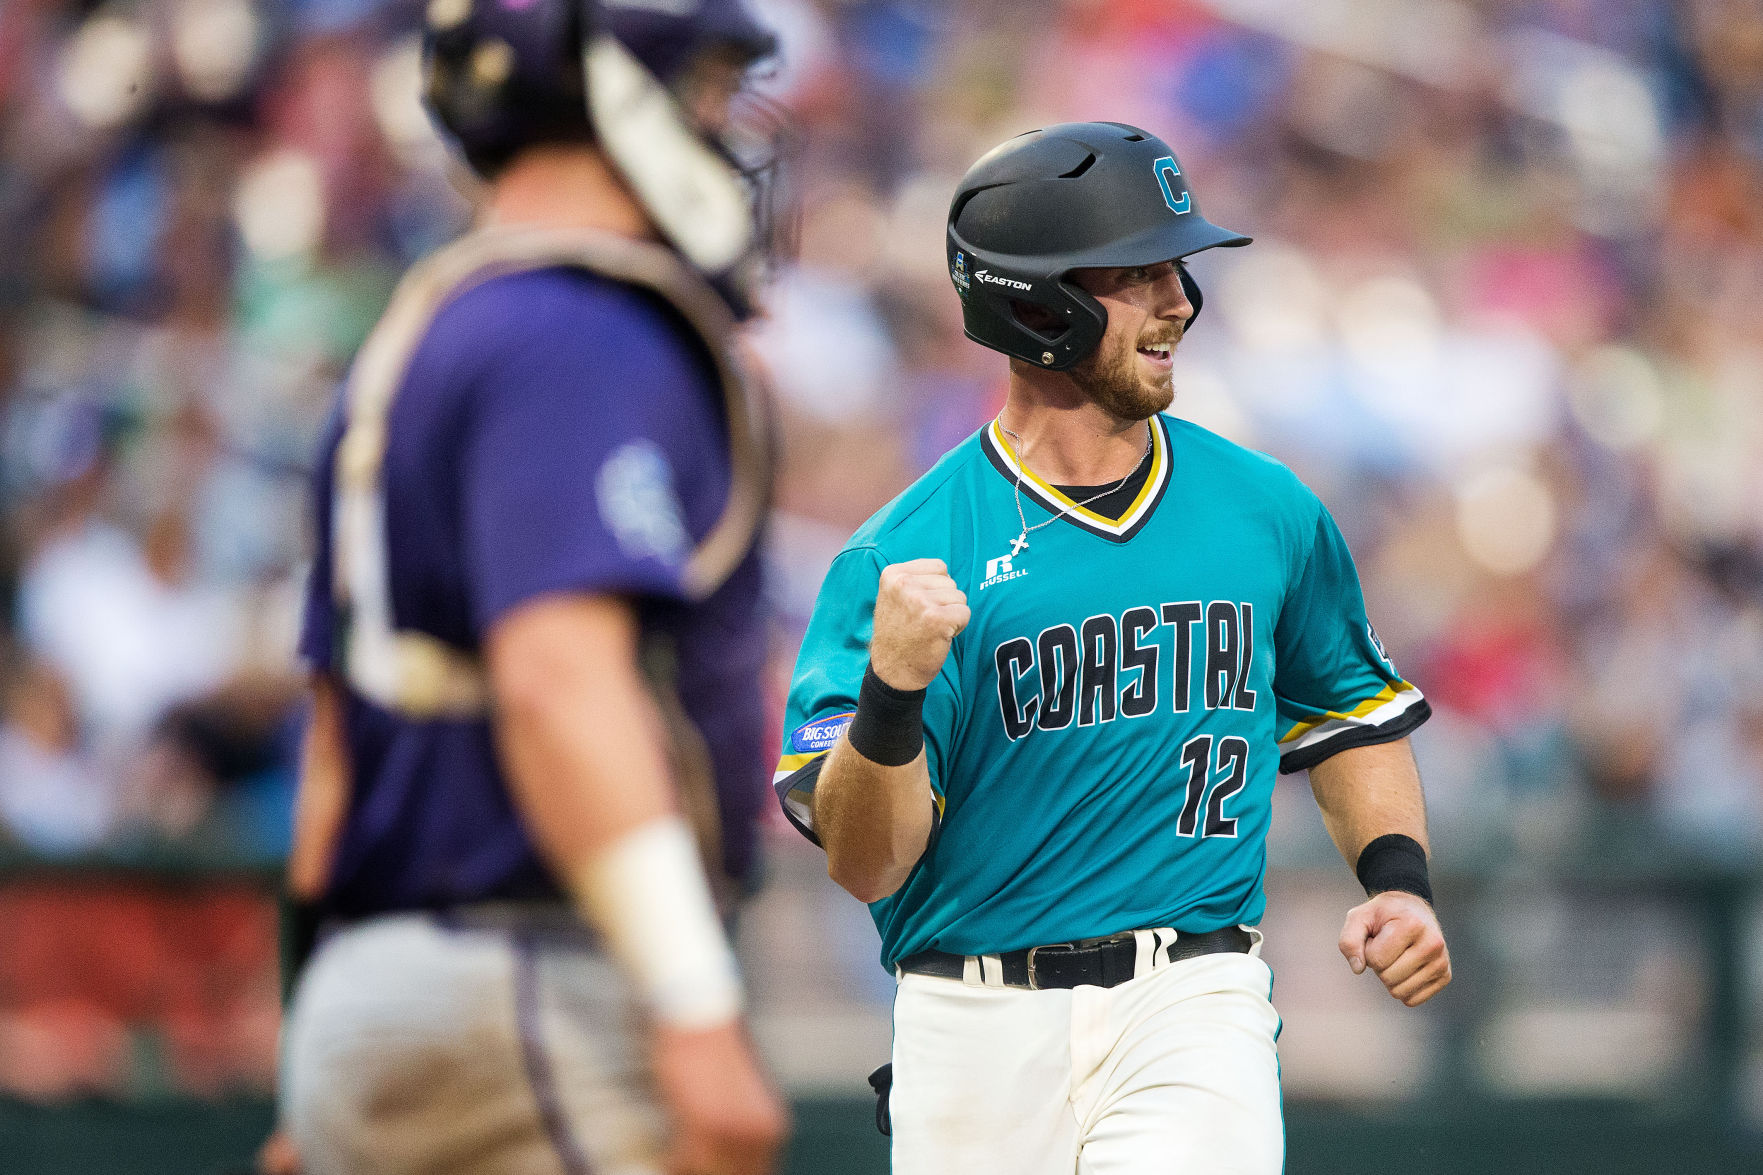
[989, 417, 1166, 531]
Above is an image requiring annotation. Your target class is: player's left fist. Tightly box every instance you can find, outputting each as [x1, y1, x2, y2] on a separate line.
[1338, 891, 1451, 1007]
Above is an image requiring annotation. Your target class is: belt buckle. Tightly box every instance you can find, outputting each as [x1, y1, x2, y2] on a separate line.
[1025, 943, 1075, 990]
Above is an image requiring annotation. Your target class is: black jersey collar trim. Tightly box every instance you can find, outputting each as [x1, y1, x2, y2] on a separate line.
[981, 415, 1171, 544]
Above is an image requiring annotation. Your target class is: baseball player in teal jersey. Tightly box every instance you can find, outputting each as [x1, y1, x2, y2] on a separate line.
[773, 123, 1452, 1173]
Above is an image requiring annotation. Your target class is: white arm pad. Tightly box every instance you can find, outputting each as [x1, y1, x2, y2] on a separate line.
[567, 816, 744, 1030]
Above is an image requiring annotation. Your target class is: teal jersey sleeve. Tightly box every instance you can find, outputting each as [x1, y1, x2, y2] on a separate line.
[1272, 504, 1430, 773]
[774, 544, 959, 847]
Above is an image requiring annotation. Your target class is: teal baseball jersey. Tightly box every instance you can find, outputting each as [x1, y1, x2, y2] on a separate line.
[775, 414, 1429, 968]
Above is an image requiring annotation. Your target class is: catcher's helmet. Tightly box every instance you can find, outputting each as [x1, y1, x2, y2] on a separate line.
[947, 122, 1251, 369]
[422, 0, 778, 311]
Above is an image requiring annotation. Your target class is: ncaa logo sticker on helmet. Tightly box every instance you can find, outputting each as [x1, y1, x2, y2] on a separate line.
[1152, 156, 1191, 215]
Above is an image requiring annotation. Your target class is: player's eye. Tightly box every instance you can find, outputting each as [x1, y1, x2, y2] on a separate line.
[1123, 266, 1152, 283]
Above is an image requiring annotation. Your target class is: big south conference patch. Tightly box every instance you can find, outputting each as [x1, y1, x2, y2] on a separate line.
[790, 712, 855, 754]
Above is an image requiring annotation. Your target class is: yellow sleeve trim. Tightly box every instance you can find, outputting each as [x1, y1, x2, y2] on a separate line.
[1278, 680, 1416, 744]
[774, 751, 826, 775]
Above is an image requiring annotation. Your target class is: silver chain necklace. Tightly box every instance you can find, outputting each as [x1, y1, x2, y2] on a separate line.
[996, 417, 1153, 557]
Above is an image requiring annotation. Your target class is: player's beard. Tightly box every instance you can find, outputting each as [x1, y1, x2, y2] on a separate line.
[1073, 330, 1176, 421]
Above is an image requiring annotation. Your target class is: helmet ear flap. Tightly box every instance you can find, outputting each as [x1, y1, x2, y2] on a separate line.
[1054, 279, 1109, 368]
[1007, 298, 1069, 341]
[1178, 261, 1204, 331]
[990, 278, 1105, 370]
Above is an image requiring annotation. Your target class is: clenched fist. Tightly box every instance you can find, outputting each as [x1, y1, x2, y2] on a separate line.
[1339, 891, 1452, 1007]
[870, 559, 971, 691]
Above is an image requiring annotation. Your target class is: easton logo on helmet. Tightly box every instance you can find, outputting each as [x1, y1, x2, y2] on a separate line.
[1153, 156, 1192, 215]
[975, 269, 1033, 291]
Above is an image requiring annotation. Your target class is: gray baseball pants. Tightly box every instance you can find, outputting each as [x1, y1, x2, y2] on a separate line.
[281, 908, 666, 1175]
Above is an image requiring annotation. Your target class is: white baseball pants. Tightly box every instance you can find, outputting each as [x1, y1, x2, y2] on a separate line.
[889, 936, 1284, 1174]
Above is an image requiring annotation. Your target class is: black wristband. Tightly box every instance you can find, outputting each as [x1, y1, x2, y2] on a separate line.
[846, 664, 927, 767]
[1355, 833, 1433, 905]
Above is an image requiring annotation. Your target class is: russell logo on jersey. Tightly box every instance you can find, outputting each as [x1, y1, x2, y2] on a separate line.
[979, 551, 1029, 591]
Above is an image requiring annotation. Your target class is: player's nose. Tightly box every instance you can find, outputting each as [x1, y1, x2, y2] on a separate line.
[1150, 263, 1194, 324]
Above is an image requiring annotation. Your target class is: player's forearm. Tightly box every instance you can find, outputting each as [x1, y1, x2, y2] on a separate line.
[489, 594, 743, 1029]
[1306, 737, 1428, 868]
[287, 674, 351, 900]
[815, 738, 935, 904]
[810, 557, 965, 903]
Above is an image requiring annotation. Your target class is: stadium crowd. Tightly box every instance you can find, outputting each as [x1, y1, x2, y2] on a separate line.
[0, 0, 1759, 1100]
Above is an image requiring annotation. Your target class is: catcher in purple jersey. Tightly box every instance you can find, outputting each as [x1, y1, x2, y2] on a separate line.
[270, 3, 789, 1174]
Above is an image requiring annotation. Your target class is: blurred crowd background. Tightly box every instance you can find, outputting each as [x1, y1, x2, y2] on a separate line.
[1, 0, 1761, 1145]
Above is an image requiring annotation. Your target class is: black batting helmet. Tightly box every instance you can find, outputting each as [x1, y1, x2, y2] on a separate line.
[422, 0, 780, 312]
[947, 122, 1251, 370]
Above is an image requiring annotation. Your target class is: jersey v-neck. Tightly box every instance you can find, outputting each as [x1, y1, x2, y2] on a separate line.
[1054, 453, 1153, 524]
[979, 415, 1172, 543]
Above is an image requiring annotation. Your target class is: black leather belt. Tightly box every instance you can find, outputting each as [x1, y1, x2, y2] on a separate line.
[896, 926, 1252, 991]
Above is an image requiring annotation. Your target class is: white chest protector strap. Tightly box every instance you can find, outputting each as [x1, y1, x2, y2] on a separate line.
[332, 225, 771, 719]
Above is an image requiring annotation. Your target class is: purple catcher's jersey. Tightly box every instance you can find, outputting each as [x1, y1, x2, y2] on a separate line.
[299, 267, 767, 918]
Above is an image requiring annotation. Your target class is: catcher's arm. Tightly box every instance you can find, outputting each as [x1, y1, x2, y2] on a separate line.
[287, 674, 349, 903]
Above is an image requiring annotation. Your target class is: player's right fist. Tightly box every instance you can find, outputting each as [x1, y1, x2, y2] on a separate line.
[870, 558, 970, 691]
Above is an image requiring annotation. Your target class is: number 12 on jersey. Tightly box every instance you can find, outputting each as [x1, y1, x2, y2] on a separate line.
[1176, 734, 1248, 839]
